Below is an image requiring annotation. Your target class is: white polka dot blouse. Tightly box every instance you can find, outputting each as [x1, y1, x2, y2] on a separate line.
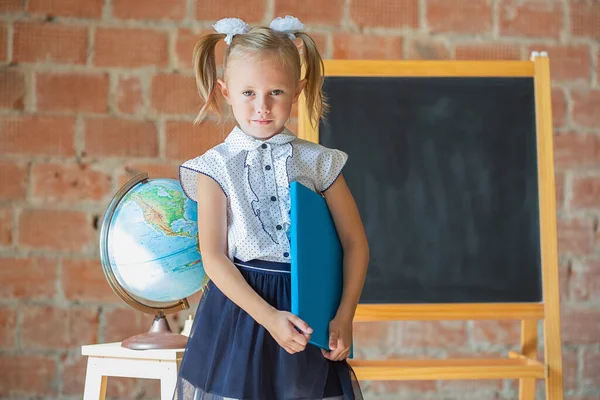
[179, 125, 347, 263]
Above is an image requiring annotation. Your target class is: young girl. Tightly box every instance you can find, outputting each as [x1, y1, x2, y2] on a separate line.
[175, 15, 369, 400]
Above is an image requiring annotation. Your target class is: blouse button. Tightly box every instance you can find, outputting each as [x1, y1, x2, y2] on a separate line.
[276, 225, 282, 230]
[283, 252, 289, 258]
[265, 165, 271, 170]
[261, 143, 267, 149]
[271, 196, 277, 201]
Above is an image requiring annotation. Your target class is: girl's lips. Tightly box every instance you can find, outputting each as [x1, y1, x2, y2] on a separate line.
[253, 120, 273, 125]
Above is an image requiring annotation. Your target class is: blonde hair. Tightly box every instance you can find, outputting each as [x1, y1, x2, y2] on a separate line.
[192, 26, 328, 129]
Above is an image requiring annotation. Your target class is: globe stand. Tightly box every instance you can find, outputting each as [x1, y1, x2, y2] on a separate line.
[121, 311, 188, 350]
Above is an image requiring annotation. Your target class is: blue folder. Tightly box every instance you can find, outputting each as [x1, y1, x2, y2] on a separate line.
[290, 181, 353, 359]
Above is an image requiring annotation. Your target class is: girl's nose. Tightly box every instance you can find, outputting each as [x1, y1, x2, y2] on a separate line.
[256, 98, 271, 114]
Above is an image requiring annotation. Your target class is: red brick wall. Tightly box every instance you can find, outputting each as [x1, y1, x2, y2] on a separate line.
[1, 1, 599, 399]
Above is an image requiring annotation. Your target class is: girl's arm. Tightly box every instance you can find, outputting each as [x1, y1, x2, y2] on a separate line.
[195, 174, 312, 354]
[322, 174, 370, 360]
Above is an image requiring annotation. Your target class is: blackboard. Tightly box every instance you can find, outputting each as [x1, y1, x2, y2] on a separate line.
[319, 77, 543, 304]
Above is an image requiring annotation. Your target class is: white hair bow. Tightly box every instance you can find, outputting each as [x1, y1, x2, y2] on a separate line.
[213, 17, 250, 45]
[270, 15, 305, 40]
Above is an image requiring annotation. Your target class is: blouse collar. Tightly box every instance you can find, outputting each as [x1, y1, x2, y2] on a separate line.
[225, 125, 296, 151]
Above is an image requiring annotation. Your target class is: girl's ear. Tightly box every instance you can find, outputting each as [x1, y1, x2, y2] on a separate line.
[217, 79, 231, 105]
[293, 79, 307, 103]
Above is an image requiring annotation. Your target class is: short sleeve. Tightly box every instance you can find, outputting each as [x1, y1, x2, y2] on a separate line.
[318, 148, 348, 192]
[179, 150, 228, 201]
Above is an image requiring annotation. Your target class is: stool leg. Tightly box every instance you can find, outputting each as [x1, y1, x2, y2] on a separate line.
[160, 363, 178, 400]
[83, 358, 108, 400]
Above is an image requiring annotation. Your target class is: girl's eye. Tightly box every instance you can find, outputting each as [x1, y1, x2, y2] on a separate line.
[242, 91, 254, 96]
[271, 90, 284, 96]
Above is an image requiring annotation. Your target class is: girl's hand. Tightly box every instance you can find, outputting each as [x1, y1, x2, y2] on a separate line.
[322, 316, 352, 361]
[264, 310, 313, 354]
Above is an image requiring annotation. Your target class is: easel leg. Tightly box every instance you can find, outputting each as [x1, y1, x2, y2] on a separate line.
[83, 358, 108, 400]
[519, 319, 537, 400]
[544, 309, 565, 400]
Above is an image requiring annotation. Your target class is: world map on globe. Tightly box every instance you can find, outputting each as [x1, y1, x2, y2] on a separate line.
[106, 178, 208, 303]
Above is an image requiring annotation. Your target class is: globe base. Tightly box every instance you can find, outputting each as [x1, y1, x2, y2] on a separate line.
[121, 312, 188, 350]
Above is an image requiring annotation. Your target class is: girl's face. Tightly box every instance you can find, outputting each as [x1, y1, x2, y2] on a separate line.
[217, 53, 306, 140]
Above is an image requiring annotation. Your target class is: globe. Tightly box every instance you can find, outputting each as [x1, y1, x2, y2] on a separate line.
[99, 173, 208, 350]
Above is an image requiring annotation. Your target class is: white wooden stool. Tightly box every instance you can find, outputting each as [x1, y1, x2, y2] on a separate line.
[81, 342, 185, 400]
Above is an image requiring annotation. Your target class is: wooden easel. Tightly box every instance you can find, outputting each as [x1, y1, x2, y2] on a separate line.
[298, 53, 563, 399]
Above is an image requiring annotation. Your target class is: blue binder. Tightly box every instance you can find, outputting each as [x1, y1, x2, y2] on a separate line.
[290, 181, 353, 359]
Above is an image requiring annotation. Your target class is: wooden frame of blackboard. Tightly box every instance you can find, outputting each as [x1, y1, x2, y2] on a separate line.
[297, 54, 563, 399]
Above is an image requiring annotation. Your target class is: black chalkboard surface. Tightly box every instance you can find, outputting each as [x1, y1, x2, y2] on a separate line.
[319, 77, 543, 304]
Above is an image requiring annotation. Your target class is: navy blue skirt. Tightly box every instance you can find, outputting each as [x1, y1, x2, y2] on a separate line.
[173, 258, 363, 400]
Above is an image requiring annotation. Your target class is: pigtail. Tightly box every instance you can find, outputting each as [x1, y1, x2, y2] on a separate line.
[192, 33, 226, 125]
[295, 32, 329, 129]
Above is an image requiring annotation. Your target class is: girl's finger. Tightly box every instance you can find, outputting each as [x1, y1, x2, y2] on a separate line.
[288, 314, 313, 335]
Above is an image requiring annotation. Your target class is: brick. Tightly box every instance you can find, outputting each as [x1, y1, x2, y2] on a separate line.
[427, 0, 492, 34]
[13, 21, 88, 64]
[401, 321, 468, 348]
[165, 120, 227, 160]
[407, 38, 451, 60]
[597, 50, 600, 87]
[571, 175, 600, 209]
[0, 206, 13, 246]
[0, 160, 27, 201]
[571, 1, 600, 39]
[0, 307, 16, 348]
[113, 0, 186, 21]
[367, 380, 436, 395]
[22, 306, 99, 349]
[559, 259, 570, 301]
[177, 28, 228, 70]
[61, 354, 87, 396]
[197, 0, 265, 23]
[28, 0, 104, 18]
[116, 75, 144, 114]
[103, 308, 151, 343]
[353, 321, 398, 357]
[151, 73, 199, 115]
[18, 208, 94, 251]
[333, 33, 403, 60]
[562, 348, 579, 391]
[572, 89, 600, 128]
[0, 24, 7, 62]
[62, 258, 119, 303]
[438, 379, 503, 393]
[275, 0, 342, 25]
[1, 0, 25, 12]
[552, 88, 566, 128]
[32, 162, 111, 202]
[556, 216, 594, 256]
[562, 307, 600, 345]
[118, 162, 180, 186]
[36, 71, 109, 113]
[0, 68, 26, 109]
[471, 320, 521, 346]
[0, 256, 57, 299]
[582, 349, 600, 389]
[0, 115, 75, 156]
[554, 132, 600, 170]
[95, 27, 168, 68]
[0, 356, 57, 397]
[84, 117, 159, 158]
[351, 0, 418, 28]
[527, 44, 590, 83]
[555, 172, 564, 210]
[572, 261, 600, 302]
[455, 43, 521, 60]
[499, 0, 562, 39]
